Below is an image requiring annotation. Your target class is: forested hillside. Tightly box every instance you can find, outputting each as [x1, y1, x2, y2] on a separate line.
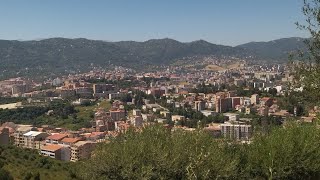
[0, 37, 306, 79]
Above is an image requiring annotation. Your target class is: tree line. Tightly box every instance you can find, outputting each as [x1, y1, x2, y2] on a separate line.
[80, 124, 320, 179]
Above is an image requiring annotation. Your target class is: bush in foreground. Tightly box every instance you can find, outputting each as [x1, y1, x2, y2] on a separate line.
[80, 124, 320, 179]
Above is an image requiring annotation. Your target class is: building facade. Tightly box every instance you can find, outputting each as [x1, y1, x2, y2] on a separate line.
[70, 141, 96, 162]
[220, 122, 252, 141]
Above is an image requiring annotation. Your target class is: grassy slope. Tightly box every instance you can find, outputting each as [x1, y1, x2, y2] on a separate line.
[1, 146, 77, 180]
[75, 100, 111, 119]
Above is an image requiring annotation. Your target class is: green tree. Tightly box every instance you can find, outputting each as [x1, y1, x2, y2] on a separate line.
[23, 172, 32, 180]
[268, 88, 277, 97]
[0, 169, 13, 180]
[80, 126, 240, 179]
[292, 0, 320, 106]
[245, 124, 320, 179]
[33, 172, 40, 180]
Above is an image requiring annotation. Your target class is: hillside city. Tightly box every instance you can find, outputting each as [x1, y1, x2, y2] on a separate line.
[3, 0, 320, 179]
[0, 59, 313, 163]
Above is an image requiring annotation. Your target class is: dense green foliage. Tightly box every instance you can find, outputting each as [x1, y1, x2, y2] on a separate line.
[291, 0, 320, 106]
[277, 91, 307, 116]
[190, 83, 219, 94]
[157, 96, 225, 128]
[0, 100, 91, 130]
[0, 106, 48, 124]
[245, 123, 320, 179]
[0, 145, 77, 180]
[81, 126, 240, 179]
[0, 97, 26, 105]
[80, 124, 320, 179]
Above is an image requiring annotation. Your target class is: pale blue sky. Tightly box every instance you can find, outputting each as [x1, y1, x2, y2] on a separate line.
[0, 0, 309, 46]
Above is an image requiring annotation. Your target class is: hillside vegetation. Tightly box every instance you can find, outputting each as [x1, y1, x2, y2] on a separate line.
[0, 146, 77, 180]
[80, 124, 320, 180]
[0, 37, 306, 79]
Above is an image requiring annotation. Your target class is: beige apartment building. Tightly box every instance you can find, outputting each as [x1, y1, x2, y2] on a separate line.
[70, 141, 96, 162]
[41, 144, 62, 159]
[14, 125, 37, 147]
[22, 131, 49, 149]
[220, 122, 252, 141]
[40, 144, 71, 161]
[110, 109, 126, 121]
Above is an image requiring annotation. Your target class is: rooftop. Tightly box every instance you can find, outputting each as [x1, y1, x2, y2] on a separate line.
[16, 125, 34, 132]
[41, 144, 63, 152]
[23, 131, 44, 137]
[46, 133, 68, 141]
[73, 141, 94, 147]
[61, 138, 80, 144]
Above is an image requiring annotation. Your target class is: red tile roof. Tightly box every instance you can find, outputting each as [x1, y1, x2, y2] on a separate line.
[61, 138, 80, 144]
[41, 144, 62, 152]
[46, 134, 68, 141]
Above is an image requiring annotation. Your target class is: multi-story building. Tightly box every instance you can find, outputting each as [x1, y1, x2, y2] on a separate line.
[194, 101, 206, 111]
[250, 94, 259, 105]
[60, 89, 76, 99]
[220, 122, 252, 141]
[216, 98, 231, 113]
[109, 92, 125, 100]
[40, 144, 63, 160]
[70, 141, 96, 162]
[93, 84, 114, 94]
[131, 116, 143, 127]
[12, 84, 28, 96]
[109, 109, 126, 121]
[76, 87, 93, 98]
[231, 97, 241, 109]
[0, 127, 10, 145]
[14, 125, 36, 147]
[46, 134, 68, 144]
[94, 109, 115, 131]
[23, 131, 49, 149]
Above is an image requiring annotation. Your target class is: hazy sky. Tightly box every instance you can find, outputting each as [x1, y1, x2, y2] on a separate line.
[0, 0, 309, 46]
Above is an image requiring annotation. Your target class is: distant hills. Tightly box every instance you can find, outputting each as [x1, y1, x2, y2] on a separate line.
[0, 37, 308, 79]
[237, 37, 307, 60]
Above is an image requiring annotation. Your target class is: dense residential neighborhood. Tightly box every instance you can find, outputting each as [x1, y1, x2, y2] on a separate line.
[2, 1, 320, 178]
[0, 60, 316, 163]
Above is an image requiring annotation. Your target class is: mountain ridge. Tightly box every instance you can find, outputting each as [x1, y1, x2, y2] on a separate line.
[237, 37, 307, 59]
[0, 37, 308, 79]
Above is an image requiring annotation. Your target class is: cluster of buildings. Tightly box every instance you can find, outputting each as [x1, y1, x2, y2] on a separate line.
[1, 122, 101, 162]
[94, 105, 144, 133]
[0, 61, 317, 159]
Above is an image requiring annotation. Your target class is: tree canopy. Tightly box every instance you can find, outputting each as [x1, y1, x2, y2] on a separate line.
[291, 0, 320, 106]
[80, 124, 320, 179]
